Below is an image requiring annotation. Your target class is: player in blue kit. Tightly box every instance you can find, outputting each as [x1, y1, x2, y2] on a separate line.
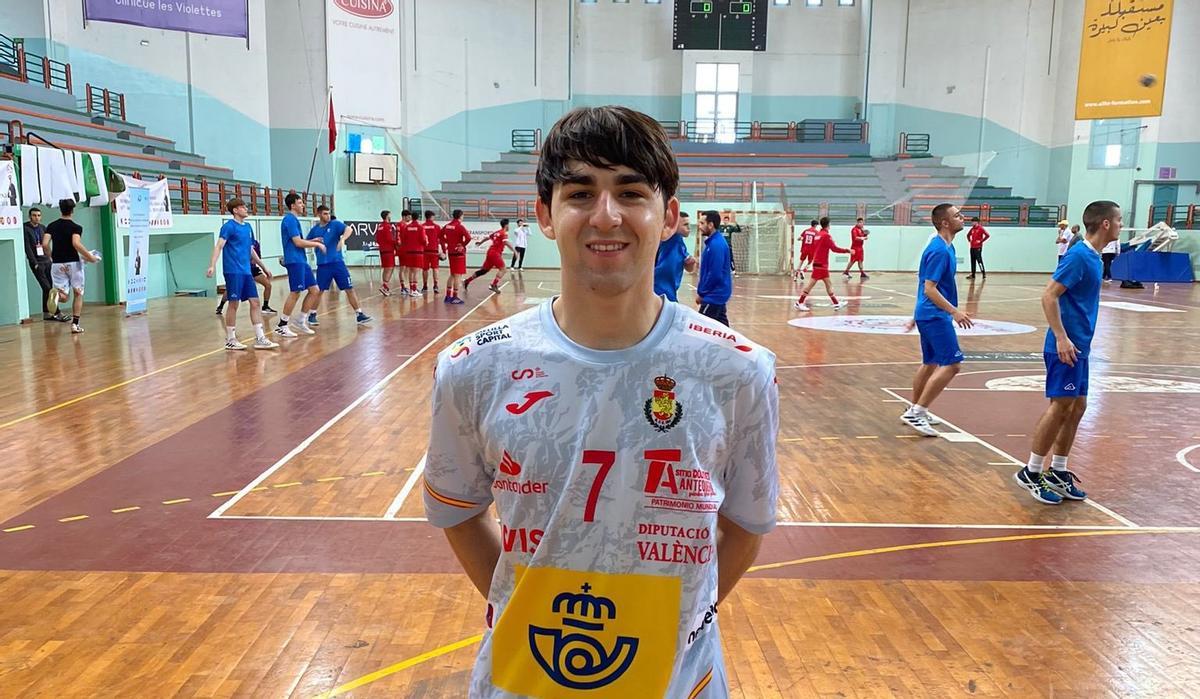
[306, 205, 371, 325]
[275, 193, 325, 338]
[652, 210, 696, 302]
[1016, 200, 1122, 504]
[901, 203, 973, 436]
[205, 197, 279, 351]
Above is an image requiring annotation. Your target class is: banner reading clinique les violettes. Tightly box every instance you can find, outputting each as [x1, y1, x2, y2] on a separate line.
[84, 0, 249, 40]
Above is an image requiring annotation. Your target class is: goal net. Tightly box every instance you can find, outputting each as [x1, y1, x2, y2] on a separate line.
[722, 208, 792, 275]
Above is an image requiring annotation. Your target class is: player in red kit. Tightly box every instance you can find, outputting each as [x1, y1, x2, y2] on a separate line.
[375, 210, 397, 296]
[795, 219, 818, 280]
[440, 208, 472, 304]
[421, 210, 442, 295]
[794, 216, 849, 312]
[400, 209, 425, 296]
[464, 218, 514, 294]
[842, 217, 870, 280]
[966, 217, 990, 279]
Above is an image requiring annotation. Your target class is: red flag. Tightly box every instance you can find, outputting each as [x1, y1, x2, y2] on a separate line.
[327, 94, 337, 153]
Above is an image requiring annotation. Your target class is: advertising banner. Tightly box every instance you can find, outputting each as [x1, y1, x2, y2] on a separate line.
[116, 175, 173, 229]
[125, 186, 151, 315]
[326, 0, 401, 128]
[0, 161, 19, 230]
[1076, 0, 1173, 119]
[84, 0, 250, 40]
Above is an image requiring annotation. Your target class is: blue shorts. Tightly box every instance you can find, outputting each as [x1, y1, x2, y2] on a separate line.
[1044, 352, 1089, 397]
[916, 316, 963, 366]
[317, 262, 353, 291]
[285, 263, 318, 292]
[223, 273, 258, 302]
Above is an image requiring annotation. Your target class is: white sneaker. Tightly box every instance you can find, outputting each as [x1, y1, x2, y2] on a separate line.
[901, 412, 940, 437]
[793, 301, 811, 311]
[71, 323, 84, 334]
[253, 336, 279, 350]
[925, 414, 943, 425]
[295, 323, 316, 335]
[224, 339, 247, 351]
[274, 324, 298, 338]
[831, 301, 846, 310]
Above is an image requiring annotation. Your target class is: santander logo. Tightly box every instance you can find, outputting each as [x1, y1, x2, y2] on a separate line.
[334, 0, 394, 19]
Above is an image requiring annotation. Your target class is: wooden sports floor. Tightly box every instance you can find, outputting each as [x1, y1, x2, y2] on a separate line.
[2, 269, 1199, 697]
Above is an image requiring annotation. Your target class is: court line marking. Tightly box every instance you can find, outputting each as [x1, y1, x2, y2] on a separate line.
[863, 283, 916, 298]
[312, 527, 1194, 697]
[214, 515, 427, 522]
[385, 453, 427, 518]
[209, 289, 502, 520]
[880, 387, 1140, 528]
[1177, 445, 1200, 474]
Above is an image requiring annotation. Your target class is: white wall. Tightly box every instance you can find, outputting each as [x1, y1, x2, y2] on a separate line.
[0, 0, 47, 41]
[752, 2, 861, 100]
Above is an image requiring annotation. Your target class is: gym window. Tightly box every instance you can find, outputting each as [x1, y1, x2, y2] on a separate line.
[1088, 118, 1141, 169]
[805, 0, 822, 6]
[774, 0, 791, 5]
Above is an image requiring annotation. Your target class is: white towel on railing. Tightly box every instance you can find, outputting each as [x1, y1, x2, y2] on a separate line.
[86, 153, 108, 206]
[72, 151, 86, 201]
[19, 145, 41, 206]
[30, 146, 76, 205]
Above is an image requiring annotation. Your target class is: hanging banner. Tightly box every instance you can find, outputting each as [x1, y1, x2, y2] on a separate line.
[326, 0, 401, 128]
[0, 161, 19, 230]
[115, 175, 173, 228]
[125, 186, 151, 315]
[83, 0, 250, 40]
[1076, 0, 1173, 120]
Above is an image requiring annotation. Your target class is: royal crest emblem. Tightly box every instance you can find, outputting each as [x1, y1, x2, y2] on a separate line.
[644, 375, 683, 433]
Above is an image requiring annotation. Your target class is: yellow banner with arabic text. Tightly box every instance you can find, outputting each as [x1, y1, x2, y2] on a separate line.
[1076, 0, 1173, 120]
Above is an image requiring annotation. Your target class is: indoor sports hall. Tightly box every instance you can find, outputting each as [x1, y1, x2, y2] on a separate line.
[1, 1, 1198, 697]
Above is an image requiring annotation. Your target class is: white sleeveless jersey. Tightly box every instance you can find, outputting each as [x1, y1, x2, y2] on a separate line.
[424, 298, 779, 699]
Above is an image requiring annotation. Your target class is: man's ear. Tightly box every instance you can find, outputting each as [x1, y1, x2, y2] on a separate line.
[661, 196, 680, 242]
[535, 198, 556, 241]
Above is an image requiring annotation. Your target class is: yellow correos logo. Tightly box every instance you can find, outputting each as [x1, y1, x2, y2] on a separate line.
[492, 566, 681, 697]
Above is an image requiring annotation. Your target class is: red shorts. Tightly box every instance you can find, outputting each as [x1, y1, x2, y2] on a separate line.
[378, 249, 396, 269]
[424, 251, 440, 270]
[483, 253, 505, 271]
[849, 249, 864, 263]
[403, 251, 424, 269]
[799, 246, 813, 262]
[811, 265, 830, 281]
[448, 253, 467, 275]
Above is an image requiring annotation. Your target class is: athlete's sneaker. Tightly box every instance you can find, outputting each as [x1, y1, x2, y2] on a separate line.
[355, 311, 372, 325]
[380, 284, 391, 297]
[796, 272, 805, 280]
[261, 305, 277, 315]
[463, 277, 472, 291]
[71, 323, 84, 334]
[831, 301, 846, 310]
[433, 286, 439, 294]
[274, 324, 298, 338]
[843, 273, 851, 279]
[924, 413, 943, 426]
[225, 339, 247, 351]
[489, 284, 501, 293]
[448, 296, 464, 305]
[215, 307, 225, 315]
[307, 312, 319, 326]
[901, 412, 940, 437]
[860, 274, 870, 280]
[295, 323, 316, 336]
[252, 337, 278, 350]
[794, 301, 811, 312]
[1013, 468, 1064, 505]
[1042, 469, 1087, 500]
[421, 286, 428, 293]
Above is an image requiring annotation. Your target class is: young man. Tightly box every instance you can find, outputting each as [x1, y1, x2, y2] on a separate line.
[794, 216, 849, 312]
[966, 216, 990, 279]
[1015, 201, 1122, 505]
[24, 207, 65, 322]
[842, 217, 869, 279]
[375, 209, 397, 296]
[424, 105, 778, 699]
[44, 199, 100, 334]
[653, 210, 697, 302]
[420, 210, 442, 294]
[400, 209, 425, 296]
[205, 198, 280, 350]
[795, 218, 818, 280]
[510, 218, 530, 270]
[307, 205, 372, 325]
[275, 193, 325, 338]
[696, 209, 732, 325]
[216, 234, 276, 316]
[720, 209, 741, 276]
[900, 203, 973, 436]
[1055, 220, 1073, 261]
[463, 218, 514, 294]
[440, 209, 472, 304]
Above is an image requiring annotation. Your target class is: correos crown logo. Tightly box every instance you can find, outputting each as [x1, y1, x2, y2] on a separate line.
[334, 0, 394, 19]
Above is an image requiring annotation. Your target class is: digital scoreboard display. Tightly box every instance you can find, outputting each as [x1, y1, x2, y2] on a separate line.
[673, 0, 768, 51]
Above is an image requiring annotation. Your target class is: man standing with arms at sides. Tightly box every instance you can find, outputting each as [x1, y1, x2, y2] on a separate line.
[307, 205, 372, 325]
[794, 216, 849, 312]
[842, 217, 870, 280]
[463, 218, 514, 294]
[215, 234, 276, 317]
[275, 193, 325, 338]
[24, 207, 65, 322]
[795, 218, 818, 280]
[375, 210, 396, 296]
[205, 198, 279, 350]
[654, 210, 697, 302]
[440, 209, 471, 304]
[696, 209, 732, 325]
[966, 216, 990, 280]
[43, 199, 100, 334]
[400, 209, 425, 296]
[1055, 220, 1073, 261]
[510, 218, 530, 271]
[900, 203, 972, 436]
[420, 210, 442, 295]
[424, 105, 778, 699]
[1015, 201, 1121, 505]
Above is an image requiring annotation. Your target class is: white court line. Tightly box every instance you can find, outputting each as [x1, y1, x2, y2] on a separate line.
[863, 283, 916, 298]
[1101, 293, 1198, 311]
[880, 387, 1140, 528]
[385, 453, 427, 518]
[215, 515, 428, 522]
[1177, 445, 1200, 474]
[778, 360, 1031, 370]
[209, 288, 503, 520]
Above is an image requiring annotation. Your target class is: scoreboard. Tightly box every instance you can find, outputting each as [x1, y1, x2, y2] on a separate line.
[672, 0, 768, 52]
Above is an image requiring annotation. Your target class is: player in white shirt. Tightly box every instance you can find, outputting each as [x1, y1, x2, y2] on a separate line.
[510, 218, 531, 270]
[1101, 236, 1120, 283]
[1055, 220, 1074, 260]
[424, 106, 779, 699]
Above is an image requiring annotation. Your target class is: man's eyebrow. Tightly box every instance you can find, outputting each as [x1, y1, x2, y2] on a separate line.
[560, 171, 595, 186]
[616, 173, 649, 186]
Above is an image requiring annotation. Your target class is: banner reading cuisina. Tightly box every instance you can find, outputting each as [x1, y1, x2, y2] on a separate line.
[1076, 0, 1173, 120]
[326, 0, 402, 129]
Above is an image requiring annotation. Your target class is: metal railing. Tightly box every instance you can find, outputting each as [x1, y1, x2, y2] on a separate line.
[85, 84, 126, 121]
[1148, 204, 1198, 230]
[510, 129, 541, 152]
[23, 50, 71, 94]
[899, 132, 931, 155]
[902, 201, 1066, 226]
[128, 171, 333, 217]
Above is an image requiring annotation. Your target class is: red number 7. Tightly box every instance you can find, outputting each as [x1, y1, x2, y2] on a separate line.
[581, 450, 616, 523]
